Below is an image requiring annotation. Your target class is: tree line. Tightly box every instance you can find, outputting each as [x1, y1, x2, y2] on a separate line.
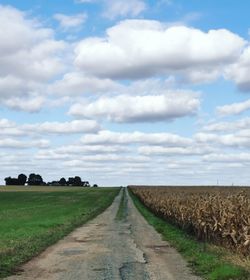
[4, 173, 98, 187]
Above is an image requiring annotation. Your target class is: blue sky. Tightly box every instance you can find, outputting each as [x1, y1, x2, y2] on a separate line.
[1, 0, 250, 186]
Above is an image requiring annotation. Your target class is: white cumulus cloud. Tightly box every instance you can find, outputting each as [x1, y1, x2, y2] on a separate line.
[3, 97, 45, 113]
[54, 13, 87, 30]
[0, 138, 50, 149]
[81, 130, 192, 146]
[50, 72, 122, 96]
[203, 117, 250, 132]
[103, 0, 146, 19]
[74, 19, 245, 80]
[69, 91, 200, 123]
[225, 45, 250, 92]
[0, 118, 100, 137]
[23, 120, 100, 134]
[138, 145, 214, 156]
[0, 5, 67, 111]
[217, 99, 250, 116]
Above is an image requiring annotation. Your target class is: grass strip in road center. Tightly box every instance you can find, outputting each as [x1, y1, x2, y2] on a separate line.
[128, 188, 249, 280]
[115, 188, 128, 221]
[0, 186, 120, 278]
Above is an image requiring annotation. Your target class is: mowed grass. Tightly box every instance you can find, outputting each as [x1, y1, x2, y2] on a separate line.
[0, 186, 120, 278]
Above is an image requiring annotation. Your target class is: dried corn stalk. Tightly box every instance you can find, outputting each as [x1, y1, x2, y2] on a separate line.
[129, 186, 250, 255]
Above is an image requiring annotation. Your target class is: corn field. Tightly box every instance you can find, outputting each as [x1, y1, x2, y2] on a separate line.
[129, 186, 250, 255]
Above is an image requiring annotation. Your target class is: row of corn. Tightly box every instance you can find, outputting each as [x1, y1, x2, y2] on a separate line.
[129, 186, 250, 255]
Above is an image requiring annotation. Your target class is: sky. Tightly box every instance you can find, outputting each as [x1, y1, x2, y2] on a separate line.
[1, 0, 250, 186]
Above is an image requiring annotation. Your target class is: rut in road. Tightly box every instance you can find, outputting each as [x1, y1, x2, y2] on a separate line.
[6, 189, 201, 280]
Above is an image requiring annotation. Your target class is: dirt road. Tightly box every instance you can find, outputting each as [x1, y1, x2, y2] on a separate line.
[6, 189, 201, 280]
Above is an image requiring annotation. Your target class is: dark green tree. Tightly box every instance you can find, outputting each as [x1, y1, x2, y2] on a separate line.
[59, 177, 67, 186]
[18, 174, 27, 185]
[28, 173, 44, 185]
[74, 176, 82, 186]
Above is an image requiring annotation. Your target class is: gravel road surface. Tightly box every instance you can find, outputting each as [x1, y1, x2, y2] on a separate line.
[6, 189, 201, 280]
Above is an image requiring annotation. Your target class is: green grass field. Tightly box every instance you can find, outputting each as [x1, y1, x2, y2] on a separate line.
[0, 186, 120, 278]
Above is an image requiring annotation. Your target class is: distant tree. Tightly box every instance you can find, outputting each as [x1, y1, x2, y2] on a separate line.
[74, 176, 82, 186]
[59, 178, 67, 186]
[18, 174, 27, 185]
[27, 173, 36, 185]
[93, 184, 98, 188]
[27, 173, 44, 186]
[5, 177, 12, 185]
[67, 177, 75, 186]
[5, 174, 27, 186]
[36, 174, 43, 185]
[67, 176, 84, 186]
